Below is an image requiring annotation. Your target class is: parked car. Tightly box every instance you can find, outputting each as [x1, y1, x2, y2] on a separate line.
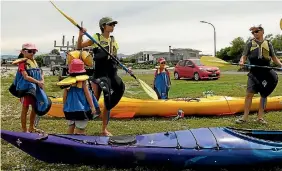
[174, 59, 220, 81]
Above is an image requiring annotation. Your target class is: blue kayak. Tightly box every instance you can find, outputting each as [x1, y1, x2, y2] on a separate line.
[1, 127, 282, 168]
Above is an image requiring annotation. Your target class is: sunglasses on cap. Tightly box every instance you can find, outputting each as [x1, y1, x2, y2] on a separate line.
[24, 49, 37, 54]
[251, 30, 261, 34]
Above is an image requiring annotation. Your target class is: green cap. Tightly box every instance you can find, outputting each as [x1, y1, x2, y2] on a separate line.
[99, 17, 118, 27]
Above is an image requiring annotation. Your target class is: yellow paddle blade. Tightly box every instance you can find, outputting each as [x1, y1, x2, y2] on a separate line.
[76, 75, 89, 81]
[57, 77, 77, 86]
[50, 1, 79, 26]
[12, 58, 28, 65]
[137, 79, 158, 100]
[280, 18, 282, 30]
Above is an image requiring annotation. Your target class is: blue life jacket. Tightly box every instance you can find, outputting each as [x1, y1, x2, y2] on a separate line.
[9, 58, 52, 116]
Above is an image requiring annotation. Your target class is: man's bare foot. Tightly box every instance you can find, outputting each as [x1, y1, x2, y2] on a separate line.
[101, 130, 113, 136]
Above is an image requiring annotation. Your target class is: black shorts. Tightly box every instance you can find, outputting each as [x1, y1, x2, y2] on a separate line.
[64, 110, 93, 120]
[91, 73, 125, 110]
[246, 70, 278, 98]
[247, 76, 258, 94]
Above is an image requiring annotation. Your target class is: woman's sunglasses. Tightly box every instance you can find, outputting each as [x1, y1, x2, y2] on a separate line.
[160, 62, 166, 64]
[24, 49, 37, 54]
[251, 30, 261, 34]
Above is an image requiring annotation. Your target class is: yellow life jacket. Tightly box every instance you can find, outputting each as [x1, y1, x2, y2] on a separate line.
[13, 58, 39, 70]
[250, 39, 270, 60]
[25, 59, 39, 69]
[66, 50, 93, 67]
[92, 33, 119, 56]
[57, 75, 89, 88]
[59, 50, 91, 88]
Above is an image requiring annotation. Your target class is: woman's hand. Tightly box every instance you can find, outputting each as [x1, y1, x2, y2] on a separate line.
[79, 28, 87, 37]
[37, 80, 44, 88]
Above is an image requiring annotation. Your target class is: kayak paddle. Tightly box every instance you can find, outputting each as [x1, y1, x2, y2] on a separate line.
[232, 63, 282, 70]
[49, 1, 158, 100]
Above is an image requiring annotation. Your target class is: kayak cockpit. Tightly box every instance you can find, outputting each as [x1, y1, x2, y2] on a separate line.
[226, 127, 282, 143]
[108, 135, 137, 145]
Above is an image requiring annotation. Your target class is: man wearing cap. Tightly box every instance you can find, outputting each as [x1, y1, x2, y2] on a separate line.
[77, 17, 125, 136]
[236, 25, 282, 124]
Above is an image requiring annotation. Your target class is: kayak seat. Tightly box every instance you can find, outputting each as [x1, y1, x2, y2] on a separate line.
[108, 135, 137, 145]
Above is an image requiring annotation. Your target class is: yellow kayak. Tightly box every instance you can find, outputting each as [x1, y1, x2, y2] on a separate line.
[47, 96, 282, 118]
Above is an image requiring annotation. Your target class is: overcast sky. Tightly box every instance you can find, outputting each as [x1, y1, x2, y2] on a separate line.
[1, 1, 282, 56]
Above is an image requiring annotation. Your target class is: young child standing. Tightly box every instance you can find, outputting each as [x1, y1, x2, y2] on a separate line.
[153, 57, 171, 99]
[10, 43, 45, 133]
[58, 58, 96, 135]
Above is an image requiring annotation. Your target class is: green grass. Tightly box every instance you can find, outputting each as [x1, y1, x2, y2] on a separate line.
[1, 73, 282, 171]
[218, 65, 238, 71]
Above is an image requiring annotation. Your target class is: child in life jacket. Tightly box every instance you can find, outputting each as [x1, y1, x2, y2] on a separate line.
[153, 57, 171, 99]
[57, 52, 96, 135]
[9, 43, 50, 133]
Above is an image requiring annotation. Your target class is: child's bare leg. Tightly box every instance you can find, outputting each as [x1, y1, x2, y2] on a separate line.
[21, 106, 29, 132]
[74, 121, 87, 135]
[74, 128, 85, 135]
[28, 107, 36, 132]
[67, 125, 75, 134]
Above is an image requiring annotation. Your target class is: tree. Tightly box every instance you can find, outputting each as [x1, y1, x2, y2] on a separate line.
[270, 34, 282, 52]
[216, 37, 246, 62]
[216, 47, 231, 60]
[265, 34, 273, 41]
[50, 49, 60, 55]
[35, 55, 44, 67]
[227, 37, 246, 61]
[130, 58, 136, 63]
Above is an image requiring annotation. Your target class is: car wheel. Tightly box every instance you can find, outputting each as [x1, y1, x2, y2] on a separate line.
[174, 72, 180, 80]
[194, 72, 200, 81]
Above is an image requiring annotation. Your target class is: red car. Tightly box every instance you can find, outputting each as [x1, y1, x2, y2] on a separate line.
[173, 59, 220, 81]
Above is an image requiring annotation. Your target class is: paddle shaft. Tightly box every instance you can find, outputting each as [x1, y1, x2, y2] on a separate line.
[232, 63, 282, 70]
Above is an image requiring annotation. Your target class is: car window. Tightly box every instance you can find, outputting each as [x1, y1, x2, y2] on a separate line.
[178, 60, 185, 66]
[185, 60, 193, 66]
[191, 59, 202, 66]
